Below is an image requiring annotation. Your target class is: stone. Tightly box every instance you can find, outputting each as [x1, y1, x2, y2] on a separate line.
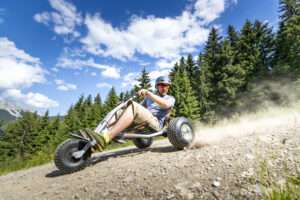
[212, 181, 221, 187]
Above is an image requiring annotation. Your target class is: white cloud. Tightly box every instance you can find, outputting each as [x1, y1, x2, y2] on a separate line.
[91, 72, 97, 76]
[80, 0, 237, 61]
[121, 68, 171, 90]
[51, 67, 59, 72]
[148, 69, 170, 80]
[3, 89, 58, 109]
[194, 0, 225, 23]
[81, 12, 209, 60]
[56, 55, 121, 79]
[139, 61, 150, 66]
[0, 38, 52, 110]
[101, 67, 120, 79]
[34, 0, 82, 38]
[0, 37, 40, 63]
[96, 82, 111, 88]
[55, 79, 77, 91]
[156, 59, 177, 69]
[34, 12, 51, 25]
[0, 37, 46, 89]
[121, 72, 139, 88]
[230, 0, 238, 5]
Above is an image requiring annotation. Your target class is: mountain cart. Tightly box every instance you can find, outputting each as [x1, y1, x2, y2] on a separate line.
[54, 97, 195, 173]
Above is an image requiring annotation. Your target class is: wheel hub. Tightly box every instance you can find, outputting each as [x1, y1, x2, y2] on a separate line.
[181, 124, 193, 142]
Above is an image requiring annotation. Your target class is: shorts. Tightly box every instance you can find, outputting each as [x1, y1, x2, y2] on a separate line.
[110, 100, 161, 132]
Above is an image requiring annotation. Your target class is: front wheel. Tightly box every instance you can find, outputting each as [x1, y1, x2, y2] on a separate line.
[167, 117, 195, 150]
[54, 139, 91, 173]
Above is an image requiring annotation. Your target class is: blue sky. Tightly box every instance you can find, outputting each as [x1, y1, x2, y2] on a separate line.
[0, 0, 279, 116]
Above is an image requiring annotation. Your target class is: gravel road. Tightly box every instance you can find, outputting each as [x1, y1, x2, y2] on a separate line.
[0, 109, 299, 200]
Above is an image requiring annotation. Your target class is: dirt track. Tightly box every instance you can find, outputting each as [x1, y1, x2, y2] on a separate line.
[0, 111, 299, 200]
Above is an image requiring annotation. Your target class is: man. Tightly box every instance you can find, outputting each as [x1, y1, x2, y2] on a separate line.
[91, 76, 175, 151]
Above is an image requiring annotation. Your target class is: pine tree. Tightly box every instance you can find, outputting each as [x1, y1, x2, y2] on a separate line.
[34, 110, 51, 151]
[274, 0, 300, 77]
[216, 40, 246, 115]
[1, 112, 41, 160]
[186, 54, 199, 90]
[73, 94, 85, 124]
[84, 94, 93, 107]
[39, 110, 50, 131]
[179, 56, 186, 72]
[124, 91, 131, 101]
[236, 20, 261, 84]
[64, 106, 81, 133]
[197, 27, 222, 121]
[227, 25, 239, 49]
[227, 25, 239, 67]
[105, 87, 120, 112]
[137, 67, 151, 90]
[92, 93, 103, 127]
[134, 67, 152, 101]
[119, 92, 125, 102]
[193, 53, 203, 97]
[169, 62, 179, 82]
[170, 68, 200, 119]
[253, 20, 275, 76]
[169, 70, 181, 117]
[48, 115, 66, 147]
[178, 71, 200, 119]
[186, 54, 195, 78]
[83, 94, 94, 127]
[74, 94, 85, 113]
[0, 122, 17, 160]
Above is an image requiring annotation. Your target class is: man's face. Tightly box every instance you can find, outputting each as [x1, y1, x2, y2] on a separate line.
[157, 83, 170, 95]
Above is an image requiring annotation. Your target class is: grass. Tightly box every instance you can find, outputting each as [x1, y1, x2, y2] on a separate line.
[0, 149, 54, 176]
[257, 158, 300, 200]
[262, 174, 300, 200]
[0, 136, 167, 176]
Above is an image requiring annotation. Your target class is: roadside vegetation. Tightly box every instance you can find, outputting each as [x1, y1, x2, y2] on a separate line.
[0, 0, 299, 177]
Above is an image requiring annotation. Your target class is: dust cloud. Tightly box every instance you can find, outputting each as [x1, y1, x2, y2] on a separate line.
[191, 101, 300, 148]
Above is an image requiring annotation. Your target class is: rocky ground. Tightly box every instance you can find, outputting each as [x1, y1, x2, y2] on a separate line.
[0, 110, 299, 200]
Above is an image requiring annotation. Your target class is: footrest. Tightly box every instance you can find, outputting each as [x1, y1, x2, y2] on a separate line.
[77, 128, 106, 152]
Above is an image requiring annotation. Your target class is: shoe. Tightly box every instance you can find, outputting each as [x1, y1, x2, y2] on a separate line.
[79, 128, 108, 152]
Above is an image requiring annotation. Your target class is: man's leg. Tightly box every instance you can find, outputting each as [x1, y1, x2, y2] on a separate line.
[88, 104, 134, 151]
[91, 101, 159, 151]
[105, 103, 135, 140]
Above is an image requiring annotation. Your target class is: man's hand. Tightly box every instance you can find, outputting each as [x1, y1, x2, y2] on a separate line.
[137, 89, 149, 97]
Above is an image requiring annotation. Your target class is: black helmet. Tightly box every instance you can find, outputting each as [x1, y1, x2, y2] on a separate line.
[155, 76, 171, 87]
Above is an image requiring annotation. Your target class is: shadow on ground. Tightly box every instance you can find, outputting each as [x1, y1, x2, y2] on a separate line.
[46, 144, 179, 178]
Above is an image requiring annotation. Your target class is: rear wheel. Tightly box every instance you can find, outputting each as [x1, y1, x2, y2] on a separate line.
[54, 139, 91, 173]
[167, 117, 194, 150]
[133, 138, 153, 149]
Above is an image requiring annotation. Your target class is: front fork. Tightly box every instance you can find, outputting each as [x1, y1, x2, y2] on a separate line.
[70, 131, 97, 159]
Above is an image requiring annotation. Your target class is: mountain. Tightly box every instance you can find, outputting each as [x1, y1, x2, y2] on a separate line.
[0, 100, 22, 124]
[0, 109, 17, 123]
[0, 126, 4, 137]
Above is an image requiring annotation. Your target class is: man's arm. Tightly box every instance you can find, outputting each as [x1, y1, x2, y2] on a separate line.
[143, 90, 173, 109]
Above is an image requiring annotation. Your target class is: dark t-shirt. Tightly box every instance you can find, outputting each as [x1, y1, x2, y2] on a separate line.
[141, 94, 175, 128]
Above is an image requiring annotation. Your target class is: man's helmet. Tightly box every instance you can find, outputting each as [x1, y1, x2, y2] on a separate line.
[155, 76, 171, 88]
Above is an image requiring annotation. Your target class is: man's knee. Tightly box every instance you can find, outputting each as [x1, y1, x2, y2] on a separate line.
[126, 100, 139, 110]
[126, 100, 144, 118]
